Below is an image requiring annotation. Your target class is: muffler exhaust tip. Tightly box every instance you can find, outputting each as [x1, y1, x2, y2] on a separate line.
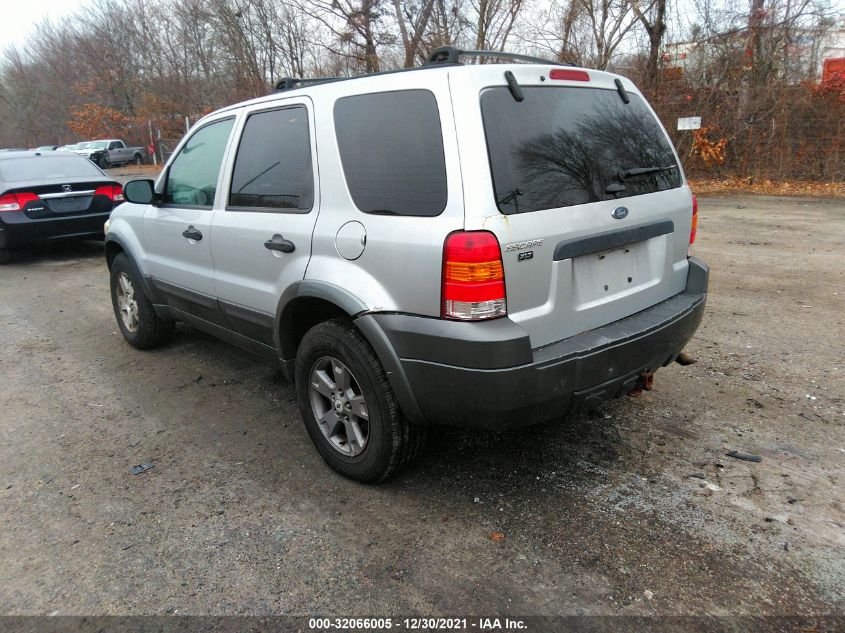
[675, 351, 697, 366]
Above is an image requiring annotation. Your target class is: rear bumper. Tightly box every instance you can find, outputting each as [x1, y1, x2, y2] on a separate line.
[0, 210, 110, 248]
[362, 257, 708, 429]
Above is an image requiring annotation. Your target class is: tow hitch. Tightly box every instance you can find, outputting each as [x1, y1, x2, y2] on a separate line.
[628, 370, 655, 397]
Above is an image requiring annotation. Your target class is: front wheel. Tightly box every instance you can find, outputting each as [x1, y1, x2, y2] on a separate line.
[295, 319, 426, 483]
[97, 155, 109, 169]
[110, 253, 174, 349]
[0, 248, 12, 265]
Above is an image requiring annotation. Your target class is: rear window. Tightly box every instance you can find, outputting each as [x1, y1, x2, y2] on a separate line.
[334, 90, 447, 217]
[229, 106, 313, 212]
[0, 155, 102, 182]
[481, 86, 681, 214]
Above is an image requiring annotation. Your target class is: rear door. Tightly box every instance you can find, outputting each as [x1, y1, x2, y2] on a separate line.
[143, 115, 236, 324]
[210, 100, 318, 346]
[450, 66, 694, 349]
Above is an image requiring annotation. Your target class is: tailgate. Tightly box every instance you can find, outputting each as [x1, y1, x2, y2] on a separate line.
[449, 65, 694, 349]
[491, 189, 691, 348]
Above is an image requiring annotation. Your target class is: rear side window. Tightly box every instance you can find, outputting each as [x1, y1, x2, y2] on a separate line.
[229, 106, 313, 212]
[334, 90, 447, 217]
[165, 117, 234, 207]
[481, 87, 681, 214]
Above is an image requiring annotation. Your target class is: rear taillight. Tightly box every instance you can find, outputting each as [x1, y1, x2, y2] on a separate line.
[0, 192, 39, 212]
[442, 231, 506, 320]
[690, 193, 699, 246]
[95, 184, 124, 202]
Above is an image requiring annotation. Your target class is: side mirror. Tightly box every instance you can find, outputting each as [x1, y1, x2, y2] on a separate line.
[123, 179, 157, 205]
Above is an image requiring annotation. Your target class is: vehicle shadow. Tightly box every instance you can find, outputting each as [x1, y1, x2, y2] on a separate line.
[3, 239, 105, 266]
[402, 406, 625, 495]
[163, 320, 629, 500]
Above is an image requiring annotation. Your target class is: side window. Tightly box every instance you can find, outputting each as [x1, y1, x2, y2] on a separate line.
[109, 141, 122, 150]
[229, 106, 313, 212]
[165, 118, 235, 208]
[333, 90, 447, 217]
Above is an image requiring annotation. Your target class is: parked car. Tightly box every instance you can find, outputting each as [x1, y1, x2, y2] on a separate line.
[75, 139, 144, 168]
[59, 143, 85, 151]
[34, 145, 60, 151]
[105, 47, 708, 483]
[0, 151, 123, 263]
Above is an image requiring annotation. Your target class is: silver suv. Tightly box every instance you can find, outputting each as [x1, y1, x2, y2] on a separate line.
[105, 48, 708, 483]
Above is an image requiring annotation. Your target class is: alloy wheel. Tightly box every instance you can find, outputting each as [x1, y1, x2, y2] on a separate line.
[116, 272, 140, 332]
[308, 356, 369, 457]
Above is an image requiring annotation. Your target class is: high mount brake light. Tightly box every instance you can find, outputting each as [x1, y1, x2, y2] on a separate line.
[549, 69, 590, 82]
[442, 231, 507, 320]
[0, 192, 39, 212]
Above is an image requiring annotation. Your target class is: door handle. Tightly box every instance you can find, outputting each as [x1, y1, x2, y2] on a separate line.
[182, 226, 202, 241]
[264, 234, 295, 254]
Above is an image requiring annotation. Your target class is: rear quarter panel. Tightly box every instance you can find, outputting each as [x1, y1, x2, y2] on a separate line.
[305, 70, 464, 316]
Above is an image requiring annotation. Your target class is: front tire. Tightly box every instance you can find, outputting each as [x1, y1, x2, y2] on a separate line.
[295, 319, 426, 483]
[0, 248, 12, 265]
[98, 155, 109, 169]
[110, 253, 174, 349]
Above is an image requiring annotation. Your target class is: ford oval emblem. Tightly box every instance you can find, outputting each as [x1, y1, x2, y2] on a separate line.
[612, 206, 629, 220]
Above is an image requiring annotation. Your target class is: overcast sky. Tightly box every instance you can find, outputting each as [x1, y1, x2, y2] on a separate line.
[3, 0, 87, 49]
[3, 0, 844, 52]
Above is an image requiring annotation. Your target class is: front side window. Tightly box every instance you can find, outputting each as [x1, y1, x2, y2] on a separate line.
[165, 118, 235, 207]
[229, 106, 313, 212]
[481, 87, 682, 214]
[333, 90, 447, 217]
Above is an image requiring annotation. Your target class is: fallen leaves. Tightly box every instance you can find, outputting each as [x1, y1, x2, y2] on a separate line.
[488, 531, 506, 543]
[689, 178, 845, 197]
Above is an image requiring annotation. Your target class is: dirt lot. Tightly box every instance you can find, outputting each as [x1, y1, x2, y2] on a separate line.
[0, 193, 843, 617]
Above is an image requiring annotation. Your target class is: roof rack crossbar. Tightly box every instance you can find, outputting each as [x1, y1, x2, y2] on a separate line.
[273, 76, 340, 92]
[425, 46, 570, 67]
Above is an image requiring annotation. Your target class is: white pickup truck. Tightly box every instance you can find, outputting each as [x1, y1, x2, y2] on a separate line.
[74, 140, 145, 168]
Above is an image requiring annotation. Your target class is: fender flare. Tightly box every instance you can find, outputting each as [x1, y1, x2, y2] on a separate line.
[104, 234, 161, 303]
[275, 280, 425, 424]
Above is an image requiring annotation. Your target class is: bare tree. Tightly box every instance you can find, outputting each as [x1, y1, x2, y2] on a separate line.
[469, 0, 525, 51]
[630, 0, 668, 87]
[303, 0, 387, 73]
[393, 0, 437, 66]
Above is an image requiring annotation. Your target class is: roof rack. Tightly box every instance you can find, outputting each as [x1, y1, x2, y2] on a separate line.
[273, 77, 340, 92]
[425, 46, 568, 67]
[267, 48, 570, 96]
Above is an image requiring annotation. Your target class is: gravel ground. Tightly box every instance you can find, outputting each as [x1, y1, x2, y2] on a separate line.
[0, 193, 843, 617]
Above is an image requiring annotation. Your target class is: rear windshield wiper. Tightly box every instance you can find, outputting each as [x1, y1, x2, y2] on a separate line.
[604, 165, 677, 194]
[619, 165, 677, 179]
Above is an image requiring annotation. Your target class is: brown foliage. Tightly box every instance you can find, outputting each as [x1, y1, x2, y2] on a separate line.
[67, 104, 135, 140]
[692, 125, 727, 168]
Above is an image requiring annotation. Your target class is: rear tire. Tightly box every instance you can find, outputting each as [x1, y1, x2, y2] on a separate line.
[295, 318, 426, 483]
[134, 154, 143, 165]
[110, 253, 174, 349]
